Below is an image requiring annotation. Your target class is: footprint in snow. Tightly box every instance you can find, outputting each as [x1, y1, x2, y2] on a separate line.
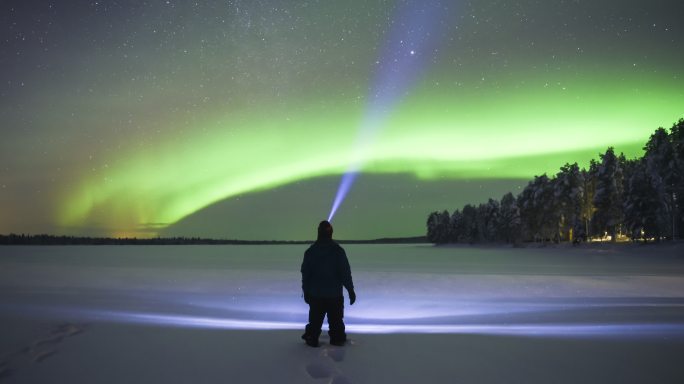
[27, 323, 86, 363]
[0, 322, 87, 381]
[330, 375, 353, 384]
[0, 362, 11, 379]
[323, 347, 345, 362]
[305, 361, 335, 378]
[303, 339, 354, 383]
[29, 348, 57, 363]
[304, 362, 353, 384]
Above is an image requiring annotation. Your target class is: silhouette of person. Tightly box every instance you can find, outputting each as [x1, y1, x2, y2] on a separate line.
[301, 220, 355, 347]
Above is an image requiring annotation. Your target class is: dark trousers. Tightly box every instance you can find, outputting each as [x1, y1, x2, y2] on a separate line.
[304, 296, 346, 343]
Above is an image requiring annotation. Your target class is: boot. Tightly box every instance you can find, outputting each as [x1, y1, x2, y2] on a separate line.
[301, 333, 319, 348]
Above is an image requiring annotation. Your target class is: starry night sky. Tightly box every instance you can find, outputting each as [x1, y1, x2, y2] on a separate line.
[1, 0, 683, 240]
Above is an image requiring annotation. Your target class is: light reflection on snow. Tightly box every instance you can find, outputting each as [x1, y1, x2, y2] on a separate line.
[183, 295, 684, 323]
[68, 309, 684, 337]
[7, 303, 684, 338]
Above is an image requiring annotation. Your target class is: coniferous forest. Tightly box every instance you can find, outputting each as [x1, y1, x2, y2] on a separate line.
[426, 119, 684, 244]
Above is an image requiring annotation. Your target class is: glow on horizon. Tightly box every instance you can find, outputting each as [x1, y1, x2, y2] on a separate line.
[57, 71, 684, 236]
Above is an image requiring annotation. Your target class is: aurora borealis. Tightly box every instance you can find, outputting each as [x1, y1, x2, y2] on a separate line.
[1, 1, 683, 239]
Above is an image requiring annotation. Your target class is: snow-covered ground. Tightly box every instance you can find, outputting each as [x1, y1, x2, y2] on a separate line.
[1, 243, 683, 383]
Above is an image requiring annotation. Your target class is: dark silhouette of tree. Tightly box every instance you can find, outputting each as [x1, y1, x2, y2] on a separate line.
[519, 174, 557, 243]
[426, 210, 451, 244]
[623, 160, 666, 242]
[643, 127, 677, 240]
[578, 160, 599, 240]
[497, 192, 521, 243]
[450, 209, 463, 242]
[459, 204, 479, 243]
[670, 119, 684, 239]
[479, 199, 500, 242]
[554, 163, 584, 242]
[592, 148, 624, 242]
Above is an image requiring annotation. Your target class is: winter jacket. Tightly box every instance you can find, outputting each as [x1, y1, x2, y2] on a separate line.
[301, 239, 354, 298]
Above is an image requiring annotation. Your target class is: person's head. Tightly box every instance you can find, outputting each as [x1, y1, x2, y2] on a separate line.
[317, 220, 333, 240]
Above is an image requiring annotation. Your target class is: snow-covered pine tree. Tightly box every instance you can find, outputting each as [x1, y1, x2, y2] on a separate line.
[459, 204, 478, 243]
[644, 127, 676, 240]
[474, 199, 500, 242]
[426, 211, 441, 243]
[670, 119, 684, 239]
[592, 147, 624, 242]
[554, 163, 584, 242]
[484, 198, 501, 242]
[427, 210, 452, 244]
[449, 209, 463, 243]
[517, 180, 536, 242]
[498, 192, 521, 243]
[623, 160, 666, 242]
[518, 174, 556, 243]
[578, 160, 599, 240]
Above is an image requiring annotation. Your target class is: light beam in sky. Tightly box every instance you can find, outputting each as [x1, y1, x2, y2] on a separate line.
[328, 0, 447, 222]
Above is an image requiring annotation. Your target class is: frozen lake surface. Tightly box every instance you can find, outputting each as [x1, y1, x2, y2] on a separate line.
[1, 244, 683, 383]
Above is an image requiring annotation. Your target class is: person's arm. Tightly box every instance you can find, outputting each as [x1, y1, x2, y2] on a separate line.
[339, 248, 356, 305]
[301, 250, 311, 303]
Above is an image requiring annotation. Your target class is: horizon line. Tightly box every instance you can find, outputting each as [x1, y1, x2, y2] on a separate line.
[0, 233, 428, 245]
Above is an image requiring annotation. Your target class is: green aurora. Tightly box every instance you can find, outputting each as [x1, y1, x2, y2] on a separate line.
[1, 1, 683, 238]
[57, 70, 683, 236]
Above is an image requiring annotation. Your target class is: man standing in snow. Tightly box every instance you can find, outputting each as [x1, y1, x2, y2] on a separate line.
[301, 220, 356, 347]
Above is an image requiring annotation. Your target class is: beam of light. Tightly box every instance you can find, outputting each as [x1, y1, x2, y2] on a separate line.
[328, 0, 448, 221]
[328, 169, 358, 222]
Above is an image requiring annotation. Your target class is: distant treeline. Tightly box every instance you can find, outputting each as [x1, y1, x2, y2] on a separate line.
[0, 234, 427, 245]
[427, 119, 684, 244]
[0, 234, 307, 245]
